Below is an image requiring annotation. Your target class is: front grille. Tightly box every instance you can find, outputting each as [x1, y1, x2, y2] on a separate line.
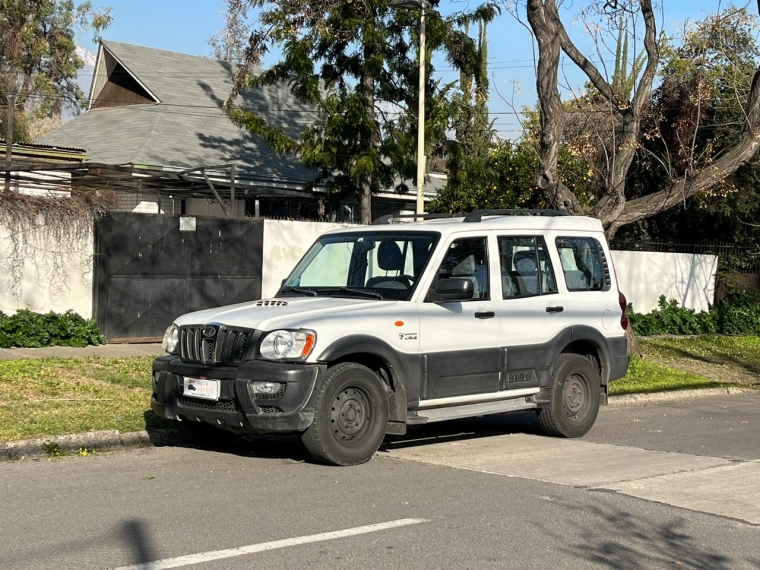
[180, 325, 251, 365]
[178, 396, 240, 413]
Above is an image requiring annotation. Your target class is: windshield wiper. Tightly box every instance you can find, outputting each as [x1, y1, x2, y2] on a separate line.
[281, 286, 318, 297]
[326, 287, 384, 300]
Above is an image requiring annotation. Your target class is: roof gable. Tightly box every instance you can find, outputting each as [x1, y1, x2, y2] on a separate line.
[89, 42, 160, 109]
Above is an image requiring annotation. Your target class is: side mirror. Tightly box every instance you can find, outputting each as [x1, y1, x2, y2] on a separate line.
[433, 277, 473, 302]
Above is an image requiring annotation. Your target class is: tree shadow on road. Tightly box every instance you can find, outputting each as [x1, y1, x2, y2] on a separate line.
[534, 498, 756, 569]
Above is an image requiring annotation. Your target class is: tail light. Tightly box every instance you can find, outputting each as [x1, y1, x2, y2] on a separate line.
[619, 291, 629, 330]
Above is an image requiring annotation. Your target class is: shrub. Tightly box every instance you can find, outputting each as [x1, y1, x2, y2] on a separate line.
[630, 292, 760, 336]
[0, 310, 105, 348]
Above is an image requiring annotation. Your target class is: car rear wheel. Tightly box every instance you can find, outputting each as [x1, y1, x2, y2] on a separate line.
[302, 362, 389, 466]
[538, 353, 600, 438]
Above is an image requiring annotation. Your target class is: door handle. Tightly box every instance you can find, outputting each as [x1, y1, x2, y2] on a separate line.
[546, 306, 564, 313]
[474, 311, 496, 319]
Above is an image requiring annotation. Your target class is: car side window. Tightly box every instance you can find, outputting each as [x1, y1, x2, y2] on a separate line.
[434, 237, 490, 300]
[498, 236, 558, 298]
[555, 237, 608, 291]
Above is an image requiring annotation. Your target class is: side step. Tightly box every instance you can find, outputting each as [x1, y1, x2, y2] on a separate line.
[408, 397, 538, 425]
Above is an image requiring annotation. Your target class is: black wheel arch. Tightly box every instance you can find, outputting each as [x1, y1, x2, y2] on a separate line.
[561, 325, 612, 385]
[316, 335, 416, 426]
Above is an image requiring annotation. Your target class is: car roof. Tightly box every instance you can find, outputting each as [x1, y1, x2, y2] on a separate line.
[321, 214, 605, 237]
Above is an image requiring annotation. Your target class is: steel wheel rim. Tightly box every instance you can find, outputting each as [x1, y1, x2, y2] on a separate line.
[562, 373, 591, 423]
[329, 386, 373, 448]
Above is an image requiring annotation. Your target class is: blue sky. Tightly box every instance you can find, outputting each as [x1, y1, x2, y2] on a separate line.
[78, 0, 747, 139]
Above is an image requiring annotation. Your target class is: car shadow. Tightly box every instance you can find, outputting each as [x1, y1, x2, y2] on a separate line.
[143, 410, 547, 462]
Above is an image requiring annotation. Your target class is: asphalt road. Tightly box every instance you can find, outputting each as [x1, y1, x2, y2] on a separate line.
[2, 392, 759, 570]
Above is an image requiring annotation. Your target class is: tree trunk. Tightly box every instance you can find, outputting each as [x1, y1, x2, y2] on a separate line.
[526, 0, 583, 214]
[359, 37, 376, 225]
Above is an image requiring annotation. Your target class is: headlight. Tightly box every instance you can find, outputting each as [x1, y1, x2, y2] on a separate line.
[260, 330, 316, 360]
[162, 323, 179, 354]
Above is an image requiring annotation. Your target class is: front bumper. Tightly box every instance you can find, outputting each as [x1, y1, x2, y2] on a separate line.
[151, 356, 326, 433]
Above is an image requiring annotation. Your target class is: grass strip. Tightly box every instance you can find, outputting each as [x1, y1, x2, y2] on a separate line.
[0, 347, 751, 443]
[0, 356, 166, 443]
[640, 335, 760, 373]
[609, 356, 736, 395]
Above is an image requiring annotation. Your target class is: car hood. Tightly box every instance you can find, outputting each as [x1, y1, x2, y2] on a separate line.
[174, 296, 395, 331]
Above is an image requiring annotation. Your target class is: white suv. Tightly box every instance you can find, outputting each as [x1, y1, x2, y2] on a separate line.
[152, 210, 630, 465]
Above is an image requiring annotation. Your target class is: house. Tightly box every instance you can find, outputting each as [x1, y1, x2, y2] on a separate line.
[0, 141, 86, 196]
[37, 41, 440, 221]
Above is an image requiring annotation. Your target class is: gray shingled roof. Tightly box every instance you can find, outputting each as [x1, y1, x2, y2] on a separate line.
[40, 41, 320, 185]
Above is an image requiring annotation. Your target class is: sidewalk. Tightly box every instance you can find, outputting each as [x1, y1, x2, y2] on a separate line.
[0, 343, 165, 360]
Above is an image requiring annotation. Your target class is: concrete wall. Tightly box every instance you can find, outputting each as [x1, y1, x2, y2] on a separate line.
[0, 222, 94, 318]
[611, 250, 717, 314]
[261, 220, 355, 298]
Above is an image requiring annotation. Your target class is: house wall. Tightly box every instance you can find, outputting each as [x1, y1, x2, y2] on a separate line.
[111, 191, 177, 214]
[0, 222, 94, 318]
[184, 198, 246, 218]
[261, 220, 356, 298]
[610, 250, 717, 314]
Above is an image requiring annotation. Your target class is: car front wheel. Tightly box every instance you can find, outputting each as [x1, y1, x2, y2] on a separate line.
[302, 362, 389, 466]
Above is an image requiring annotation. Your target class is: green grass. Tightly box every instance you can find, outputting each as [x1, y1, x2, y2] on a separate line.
[640, 336, 760, 378]
[1, 338, 757, 443]
[609, 357, 733, 395]
[0, 356, 167, 443]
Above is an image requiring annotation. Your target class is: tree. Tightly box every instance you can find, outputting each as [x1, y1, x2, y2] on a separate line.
[524, 0, 760, 238]
[0, 0, 111, 145]
[614, 7, 760, 249]
[209, 0, 249, 63]
[442, 15, 497, 201]
[225, 0, 488, 223]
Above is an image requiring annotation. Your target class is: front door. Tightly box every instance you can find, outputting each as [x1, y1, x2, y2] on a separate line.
[417, 236, 502, 401]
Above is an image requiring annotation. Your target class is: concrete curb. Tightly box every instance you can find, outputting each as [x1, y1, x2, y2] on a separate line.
[608, 386, 753, 406]
[0, 428, 182, 462]
[2, 387, 754, 462]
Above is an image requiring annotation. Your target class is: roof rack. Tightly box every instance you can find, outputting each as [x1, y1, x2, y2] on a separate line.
[371, 213, 462, 225]
[463, 209, 569, 223]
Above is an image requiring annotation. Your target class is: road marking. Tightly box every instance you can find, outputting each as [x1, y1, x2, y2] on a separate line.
[108, 518, 428, 570]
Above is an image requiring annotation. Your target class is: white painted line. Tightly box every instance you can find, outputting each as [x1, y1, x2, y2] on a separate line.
[108, 518, 429, 570]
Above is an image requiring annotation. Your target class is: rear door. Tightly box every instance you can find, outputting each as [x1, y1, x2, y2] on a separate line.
[496, 235, 565, 388]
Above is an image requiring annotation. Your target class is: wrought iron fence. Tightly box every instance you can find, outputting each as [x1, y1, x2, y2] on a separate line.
[610, 240, 760, 275]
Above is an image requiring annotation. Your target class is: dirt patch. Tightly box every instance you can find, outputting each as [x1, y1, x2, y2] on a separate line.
[647, 356, 760, 386]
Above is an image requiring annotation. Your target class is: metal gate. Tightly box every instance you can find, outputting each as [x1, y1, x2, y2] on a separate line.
[94, 213, 263, 342]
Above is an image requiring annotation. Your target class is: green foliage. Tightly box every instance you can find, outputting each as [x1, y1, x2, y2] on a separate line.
[713, 290, 760, 335]
[0, 310, 105, 348]
[226, 0, 497, 221]
[430, 139, 595, 213]
[629, 292, 760, 336]
[622, 7, 760, 244]
[0, 0, 112, 142]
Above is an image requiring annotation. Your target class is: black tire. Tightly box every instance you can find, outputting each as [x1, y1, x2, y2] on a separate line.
[177, 420, 239, 447]
[302, 362, 389, 466]
[538, 353, 601, 438]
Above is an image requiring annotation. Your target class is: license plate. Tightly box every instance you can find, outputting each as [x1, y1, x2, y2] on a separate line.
[183, 377, 220, 401]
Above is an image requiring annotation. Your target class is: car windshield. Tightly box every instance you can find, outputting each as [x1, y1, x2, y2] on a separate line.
[280, 231, 440, 301]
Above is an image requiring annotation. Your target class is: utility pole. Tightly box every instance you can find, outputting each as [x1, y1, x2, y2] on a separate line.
[4, 94, 14, 192]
